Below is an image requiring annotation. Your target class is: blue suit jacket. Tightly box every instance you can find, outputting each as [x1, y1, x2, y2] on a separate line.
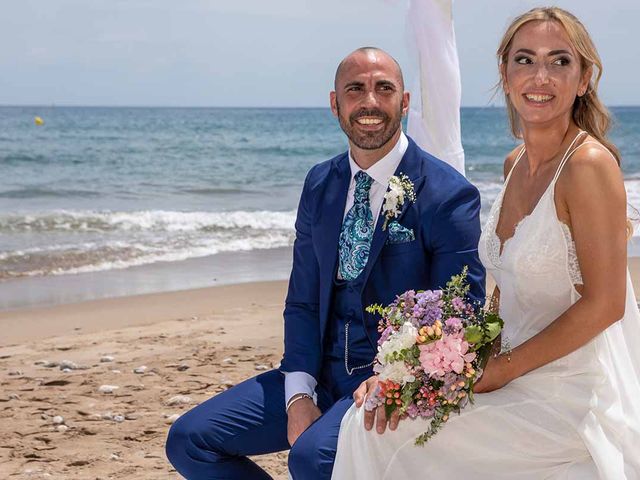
[280, 137, 485, 381]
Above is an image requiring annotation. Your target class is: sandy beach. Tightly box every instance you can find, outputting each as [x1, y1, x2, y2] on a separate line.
[2, 259, 639, 479]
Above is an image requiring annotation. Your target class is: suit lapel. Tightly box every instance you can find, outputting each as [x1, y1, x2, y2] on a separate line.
[360, 138, 426, 287]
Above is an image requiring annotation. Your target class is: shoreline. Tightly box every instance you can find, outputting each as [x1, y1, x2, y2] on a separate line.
[3, 256, 640, 347]
[4, 240, 640, 313]
[0, 246, 294, 312]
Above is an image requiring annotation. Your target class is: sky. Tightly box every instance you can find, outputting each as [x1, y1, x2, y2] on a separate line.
[0, 0, 638, 107]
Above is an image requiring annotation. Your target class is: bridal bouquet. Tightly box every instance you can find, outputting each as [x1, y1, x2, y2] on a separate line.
[364, 267, 503, 445]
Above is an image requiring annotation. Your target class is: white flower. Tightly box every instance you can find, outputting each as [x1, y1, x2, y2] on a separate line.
[376, 322, 418, 365]
[381, 173, 415, 230]
[374, 360, 416, 385]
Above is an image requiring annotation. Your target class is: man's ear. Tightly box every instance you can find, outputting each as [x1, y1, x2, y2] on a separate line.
[402, 91, 410, 117]
[330, 91, 339, 118]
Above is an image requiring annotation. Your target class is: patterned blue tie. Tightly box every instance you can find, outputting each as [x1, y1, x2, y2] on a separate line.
[338, 171, 374, 281]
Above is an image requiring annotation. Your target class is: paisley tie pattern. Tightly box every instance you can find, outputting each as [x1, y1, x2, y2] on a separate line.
[338, 171, 374, 281]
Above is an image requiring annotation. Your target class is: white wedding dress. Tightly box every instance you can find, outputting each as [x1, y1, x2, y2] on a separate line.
[332, 133, 640, 479]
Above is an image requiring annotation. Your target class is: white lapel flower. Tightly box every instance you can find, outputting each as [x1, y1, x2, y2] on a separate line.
[382, 173, 415, 230]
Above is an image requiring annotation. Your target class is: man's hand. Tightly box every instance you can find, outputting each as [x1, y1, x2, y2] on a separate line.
[353, 376, 400, 434]
[287, 396, 321, 446]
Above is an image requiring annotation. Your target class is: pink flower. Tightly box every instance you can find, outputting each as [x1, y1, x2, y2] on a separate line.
[418, 332, 476, 377]
[444, 317, 463, 332]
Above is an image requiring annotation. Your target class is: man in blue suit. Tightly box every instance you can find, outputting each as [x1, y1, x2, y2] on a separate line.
[166, 47, 485, 480]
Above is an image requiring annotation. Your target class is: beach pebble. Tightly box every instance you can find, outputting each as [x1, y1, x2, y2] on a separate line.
[177, 364, 190, 371]
[98, 385, 119, 394]
[56, 425, 68, 433]
[165, 414, 180, 424]
[254, 364, 269, 371]
[8, 393, 20, 400]
[111, 369, 121, 374]
[113, 415, 125, 423]
[110, 453, 120, 461]
[37, 360, 59, 368]
[8, 369, 23, 376]
[124, 413, 139, 420]
[41, 413, 49, 420]
[61, 368, 72, 373]
[166, 395, 192, 406]
[100, 356, 115, 363]
[133, 366, 147, 374]
[59, 360, 80, 370]
[52, 416, 64, 425]
[101, 412, 114, 421]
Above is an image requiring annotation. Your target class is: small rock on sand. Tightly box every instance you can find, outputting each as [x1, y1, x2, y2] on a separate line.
[52, 416, 64, 425]
[165, 414, 180, 424]
[133, 366, 147, 374]
[98, 385, 119, 394]
[59, 360, 80, 370]
[166, 395, 191, 406]
[37, 360, 59, 368]
[56, 425, 68, 433]
[100, 356, 115, 363]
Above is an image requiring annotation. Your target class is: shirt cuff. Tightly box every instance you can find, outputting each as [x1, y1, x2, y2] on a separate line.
[283, 371, 318, 407]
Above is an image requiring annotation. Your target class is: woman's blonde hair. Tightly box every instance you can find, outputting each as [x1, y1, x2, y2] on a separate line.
[497, 7, 621, 165]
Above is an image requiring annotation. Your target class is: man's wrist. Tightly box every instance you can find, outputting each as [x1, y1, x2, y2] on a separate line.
[286, 393, 313, 413]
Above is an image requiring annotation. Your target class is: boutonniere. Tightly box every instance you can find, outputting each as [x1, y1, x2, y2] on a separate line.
[382, 173, 415, 230]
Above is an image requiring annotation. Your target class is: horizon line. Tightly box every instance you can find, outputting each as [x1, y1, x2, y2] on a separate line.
[1, 103, 639, 109]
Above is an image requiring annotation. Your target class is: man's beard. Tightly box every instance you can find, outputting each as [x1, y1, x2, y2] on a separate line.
[336, 102, 403, 150]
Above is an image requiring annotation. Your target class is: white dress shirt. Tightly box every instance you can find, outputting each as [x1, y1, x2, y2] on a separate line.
[284, 132, 409, 408]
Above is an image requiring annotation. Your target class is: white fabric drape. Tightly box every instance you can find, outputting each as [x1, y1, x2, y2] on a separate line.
[406, 0, 465, 175]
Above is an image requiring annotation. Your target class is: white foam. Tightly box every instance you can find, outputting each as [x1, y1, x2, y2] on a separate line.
[0, 209, 296, 233]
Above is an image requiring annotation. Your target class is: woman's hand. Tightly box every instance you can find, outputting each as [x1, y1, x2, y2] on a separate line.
[473, 354, 515, 393]
[353, 376, 401, 433]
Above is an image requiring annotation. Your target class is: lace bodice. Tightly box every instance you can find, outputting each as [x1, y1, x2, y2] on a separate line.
[482, 185, 583, 286]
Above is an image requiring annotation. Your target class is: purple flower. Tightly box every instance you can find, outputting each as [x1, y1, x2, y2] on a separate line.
[451, 296, 466, 313]
[378, 325, 394, 346]
[444, 317, 463, 333]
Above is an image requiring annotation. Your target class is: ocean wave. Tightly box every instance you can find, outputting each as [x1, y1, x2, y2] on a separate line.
[3, 176, 640, 280]
[0, 153, 49, 164]
[0, 209, 297, 278]
[0, 188, 101, 199]
[0, 209, 296, 233]
[181, 187, 263, 196]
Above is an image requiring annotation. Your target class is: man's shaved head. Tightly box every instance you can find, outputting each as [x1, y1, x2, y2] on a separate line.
[330, 46, 409, 153]
[334, 47, 404, 91]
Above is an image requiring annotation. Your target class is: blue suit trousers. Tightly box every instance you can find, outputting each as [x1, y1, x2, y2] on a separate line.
[166, 361, 370, 479]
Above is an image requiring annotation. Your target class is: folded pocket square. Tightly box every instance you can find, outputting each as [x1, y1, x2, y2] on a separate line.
[386, 221, 415, 245]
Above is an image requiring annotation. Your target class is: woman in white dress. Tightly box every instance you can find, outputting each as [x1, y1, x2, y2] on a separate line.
[332, 7, 640, 479]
